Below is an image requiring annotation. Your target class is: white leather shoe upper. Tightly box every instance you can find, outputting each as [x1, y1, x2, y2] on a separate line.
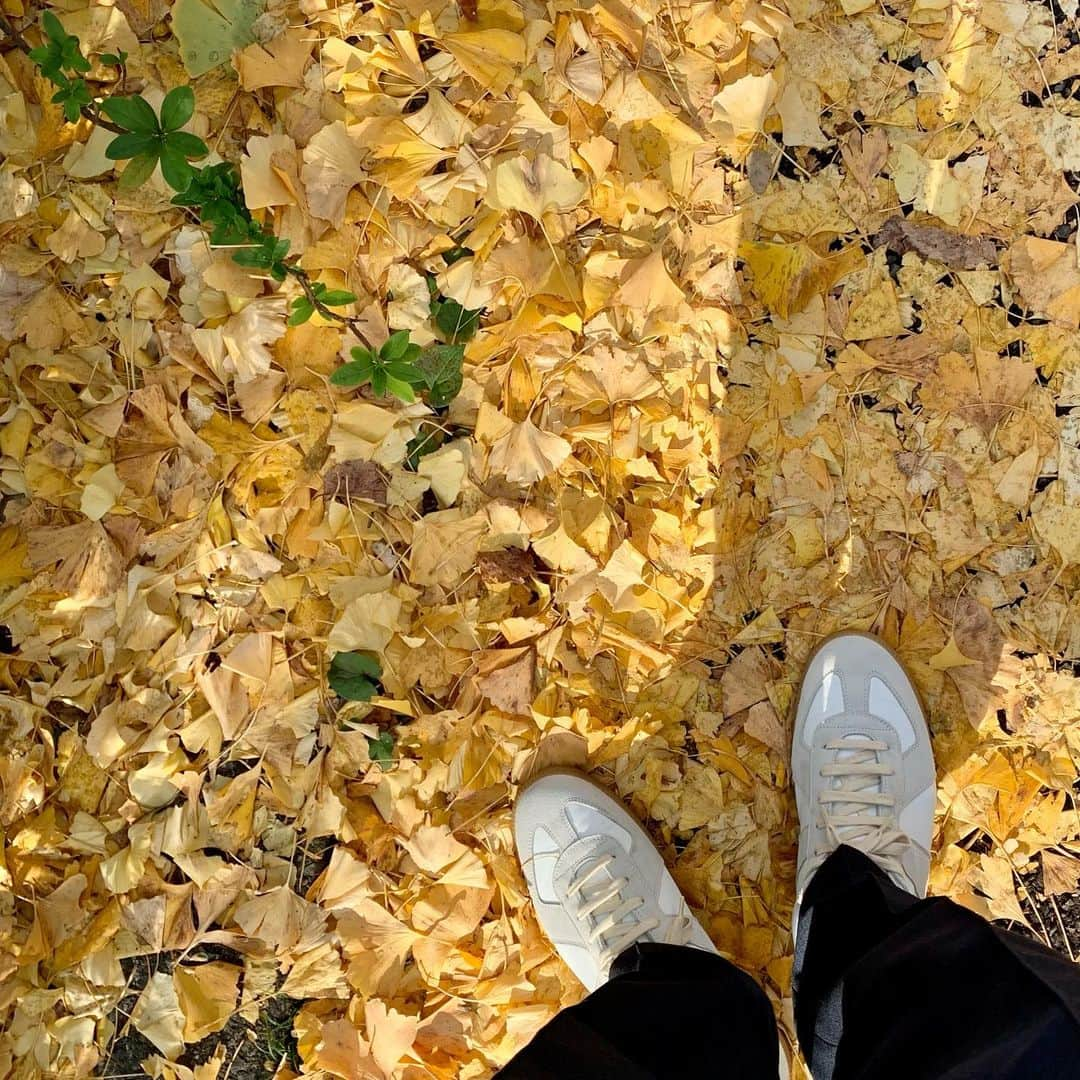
[514, 769, 716, 991]
[792, 633, 936, 910]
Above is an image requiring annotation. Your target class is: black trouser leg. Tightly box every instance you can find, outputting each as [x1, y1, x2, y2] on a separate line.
[497, 941, 780, 1079]
[794, 845, 1080, 1080]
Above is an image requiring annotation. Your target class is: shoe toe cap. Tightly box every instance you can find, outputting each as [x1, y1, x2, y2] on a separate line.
[797, 633, 927, 751]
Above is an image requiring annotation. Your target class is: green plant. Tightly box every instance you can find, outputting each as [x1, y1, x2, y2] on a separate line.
[327, 654, 395, 767]
[414, 343, 465, 408]
[427, 268, 482, 345]
[328, 651, 382, 701]
[289, 282, 357, 326]
[331, 331, 426, 403]
[432, 296, 481, 343]
[102, 86, 208, 191]
[28, 10, 90, 121]
[366, 730, 395, 768]
[171, 162, 252, 242]
[9, 13, 411, 359]
[405, 422, 447, 470]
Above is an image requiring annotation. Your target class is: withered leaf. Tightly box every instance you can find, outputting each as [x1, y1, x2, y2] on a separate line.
[874, 217, 999, 271]
[475, 648, 536, 716]
[323, 460, 389, 505]
[476, 547, 538, 584]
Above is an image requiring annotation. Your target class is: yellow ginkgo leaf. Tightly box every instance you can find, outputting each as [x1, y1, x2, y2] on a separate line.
[486, 153, 588, 220]
[444, 29, 525, 95]
[130, 973, 185, 1057]
[174, 962, 240, 1042]
[928, 636, 980, 671]
[486, 416, 572, 484]
[738, 240, 863, 318]
[0, 525, 31, 589]
[235, 27, 312, 90]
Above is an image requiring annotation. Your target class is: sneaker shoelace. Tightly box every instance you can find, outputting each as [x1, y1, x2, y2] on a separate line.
[807, 733, 913, 888]
[566, 853, 694, 970]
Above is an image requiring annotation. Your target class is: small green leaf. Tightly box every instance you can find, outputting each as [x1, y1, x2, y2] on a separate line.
[166, 131, 209, 159]
[27, 45, 53, 70]
[328, 651, 382, 701]
[381, 330, 412, 361]
[42, 10, 67, 43]
[53, 78, 92, 122]
[330, 356, 374, 387]
[371, 368, 388, 397]
[332, 651, 381, 679]
[160, 85, 195, 131]
[383, 360, 424, 382]
[366, 730, 395, 768]
[405, 424, 446, 471]
[159, 144, 194, 191]
[61, 93, 84, 122]
[118, 150, 160, 190]
[100, 51, 127, 67]
[434, 298, 481, 343]
[102, 94, 159, 135]
[105, 131, 155, 160]
[319, 290, 357, 307]
[62, 38, 90, 72]
[349, 346, 373, 365]
[415, 343, 465, 408]
[288, 298, 315, 326]
[384, 375, 416, 402]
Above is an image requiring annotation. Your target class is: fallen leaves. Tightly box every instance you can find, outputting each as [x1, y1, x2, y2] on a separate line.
[1006, 237, 1080, 328]
[486, 153, 587, 219]
[4, 0, 1080, 1075]
[875, 217, 1000, 271]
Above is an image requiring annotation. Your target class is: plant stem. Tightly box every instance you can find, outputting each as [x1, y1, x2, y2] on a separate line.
[284, 264, 373, 348]
[0, 12, 126, 134]
[0, 10, 29, 49]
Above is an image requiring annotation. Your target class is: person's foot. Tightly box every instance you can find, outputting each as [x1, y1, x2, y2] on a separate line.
[514, 768, 716, 991]
[792, 633, 936, 918]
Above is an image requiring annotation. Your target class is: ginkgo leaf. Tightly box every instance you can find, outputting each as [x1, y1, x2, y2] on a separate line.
[235, 28, 312, 90]
[130, 973, 185, 1057]
[443, 29, 525, 95]
[174, 962, 240, 1042]
[80, 464, 125, 521]
[597, 539, 648, 611]
[486, 153, 588, 219]
[301, 121, 369, 227]
[613, 249, 685, 315]
[172, 0, 265, 76]
[220, 300, 288, 383]
[486, 417, 572, 484]
[328, 591, 403, 653]
[738, 240, 863, 318]
[710, 72, 778, 156]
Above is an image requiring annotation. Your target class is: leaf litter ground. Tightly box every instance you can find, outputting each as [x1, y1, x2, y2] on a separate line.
[3, 0, 1080, 1076]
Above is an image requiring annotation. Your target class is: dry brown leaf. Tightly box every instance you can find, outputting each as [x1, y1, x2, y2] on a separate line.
[1042, 851, 1080, 898]
[475, 648, 536, 716]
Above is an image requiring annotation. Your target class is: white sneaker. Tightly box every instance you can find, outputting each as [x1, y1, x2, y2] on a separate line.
[792, 633, 936, 922]
[514, 769, 717, 991]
